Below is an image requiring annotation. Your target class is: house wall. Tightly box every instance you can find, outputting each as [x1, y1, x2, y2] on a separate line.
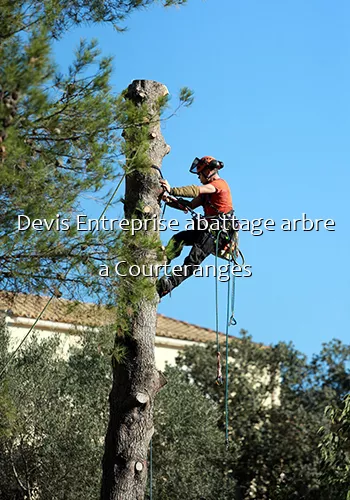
[4, 315, 280, 405]
[4, 315, 196, 371]
[6, 317, 84, 358]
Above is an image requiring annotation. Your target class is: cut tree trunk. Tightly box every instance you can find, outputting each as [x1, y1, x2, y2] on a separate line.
[100, 80, 170, 500]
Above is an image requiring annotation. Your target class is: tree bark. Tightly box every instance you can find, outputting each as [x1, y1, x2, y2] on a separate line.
[100, 80, 170, 500]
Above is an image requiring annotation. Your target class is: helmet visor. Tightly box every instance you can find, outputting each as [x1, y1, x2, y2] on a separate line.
[189, 157, 202, 174]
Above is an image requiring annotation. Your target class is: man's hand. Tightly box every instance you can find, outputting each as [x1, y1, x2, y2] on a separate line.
[160, 179, 171, 193]
[162, 193, 172, 202]
[162, 194, 189, 213]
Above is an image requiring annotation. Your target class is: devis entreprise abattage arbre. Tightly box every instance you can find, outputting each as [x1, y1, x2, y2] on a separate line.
[16, 213, 336, 235]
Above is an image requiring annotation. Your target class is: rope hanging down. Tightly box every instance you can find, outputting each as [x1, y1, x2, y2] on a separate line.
[224, 257, 234, 449]
[215, 230, 224, 385]
[215, 229, 238, 450]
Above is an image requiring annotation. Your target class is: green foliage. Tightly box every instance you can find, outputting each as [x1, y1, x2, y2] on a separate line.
[0, 0, 192, 303]
[0, 383, 16, 439]
[163, 0, 187, 6]
[319, 394, 350, 500]
[1, 321, 232, 500]
[0, 0, 188, 38]
[307, 339, 350, 405]
[0, 3, 122, 298]
[179, 86, 195, 107]
[175, 331, 350, 500]
[111, 340, 128, 366]
[0, 321, 113, 500]
[152, 366, 235, 499]
[1, 318, 349, 499]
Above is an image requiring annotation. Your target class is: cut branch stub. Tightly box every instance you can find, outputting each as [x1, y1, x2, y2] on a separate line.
[135, 392, 149, 405]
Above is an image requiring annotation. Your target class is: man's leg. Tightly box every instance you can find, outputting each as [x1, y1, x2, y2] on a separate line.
[164, 230, 196, 263]
[171, 230, 215, 288]
[158, 229, 215, 296]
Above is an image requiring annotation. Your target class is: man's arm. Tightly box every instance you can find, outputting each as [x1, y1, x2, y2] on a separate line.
[198, 184, 216, 194]
[189, 195, 203, 209]
[160, 179, 216, 197]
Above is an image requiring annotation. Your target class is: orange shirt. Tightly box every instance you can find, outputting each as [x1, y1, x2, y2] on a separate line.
[201, 179, 233, 217]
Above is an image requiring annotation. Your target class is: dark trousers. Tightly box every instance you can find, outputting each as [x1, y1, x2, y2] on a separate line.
[165, 229, 216, 288]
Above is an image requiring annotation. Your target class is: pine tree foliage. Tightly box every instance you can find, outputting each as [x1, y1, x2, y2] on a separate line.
[0, 1, 192, 301]
[1, 26, 119, 294]
[0, 0, 188, 38]
[1, 2, 119, 297]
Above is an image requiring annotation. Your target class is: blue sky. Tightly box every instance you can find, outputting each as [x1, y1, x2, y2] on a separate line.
[53, 0, 349, 358]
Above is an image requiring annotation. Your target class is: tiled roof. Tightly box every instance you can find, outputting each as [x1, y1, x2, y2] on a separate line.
[0, 290, 114, 327]
[156, 314, 219, 343]
[0, 291, 225, 343]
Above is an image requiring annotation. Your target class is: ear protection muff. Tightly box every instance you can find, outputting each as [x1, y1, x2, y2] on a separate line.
[208, 159, 224, 171]
[204, 160, 224, 180]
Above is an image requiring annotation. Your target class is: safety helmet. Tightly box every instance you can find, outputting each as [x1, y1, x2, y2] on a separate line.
[189, 156, 224, 174]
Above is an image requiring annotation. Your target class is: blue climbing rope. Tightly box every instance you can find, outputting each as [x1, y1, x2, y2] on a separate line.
[215, 230, 224, 385]
[225, 270, 231, 448]
[214, 229, 239, 449]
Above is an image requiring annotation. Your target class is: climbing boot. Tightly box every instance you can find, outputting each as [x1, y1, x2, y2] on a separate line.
[156, 276, 174, 298]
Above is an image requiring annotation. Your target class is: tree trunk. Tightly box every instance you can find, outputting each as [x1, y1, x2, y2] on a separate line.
[100, 80, 170, 500]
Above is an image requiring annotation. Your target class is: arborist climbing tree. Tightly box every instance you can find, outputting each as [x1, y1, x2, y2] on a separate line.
[157, 155, 235, 297]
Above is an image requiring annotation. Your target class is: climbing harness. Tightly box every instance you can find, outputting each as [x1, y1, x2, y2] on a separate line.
[187, 211, 245, 266]
[198, 180, 243, 265]
[208, 215, 240, 261]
